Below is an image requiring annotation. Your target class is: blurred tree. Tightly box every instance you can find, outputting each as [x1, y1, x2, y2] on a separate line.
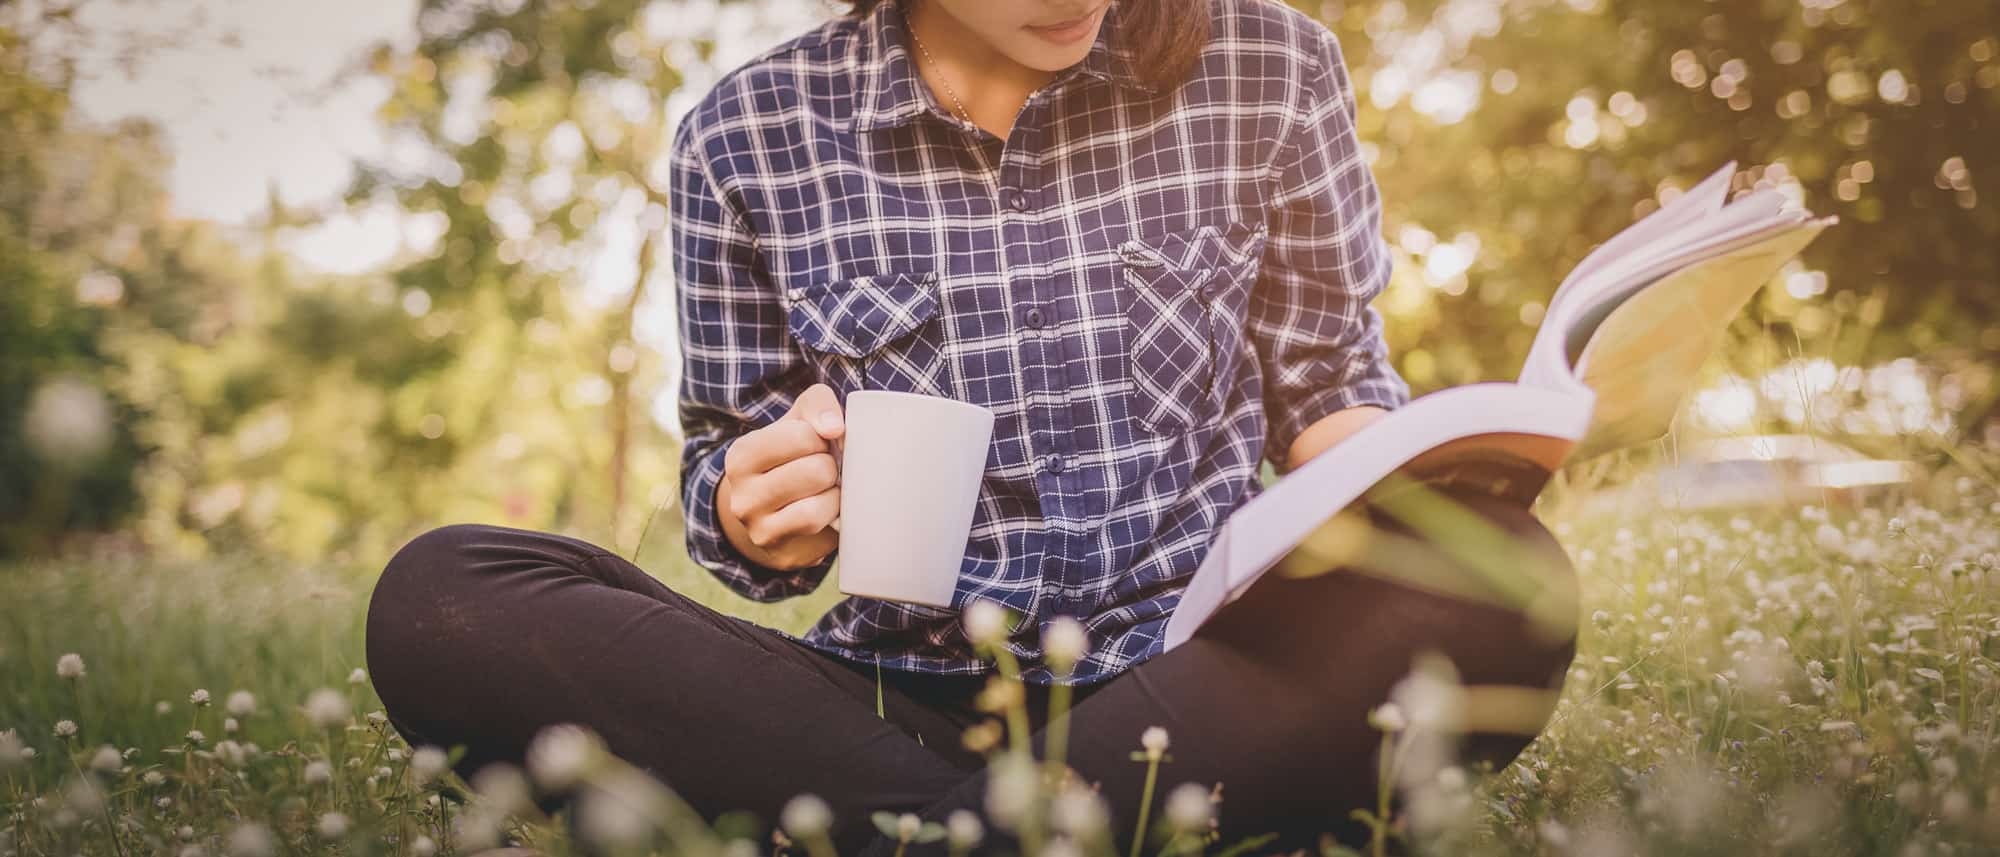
[1297, 0, 1998, 433]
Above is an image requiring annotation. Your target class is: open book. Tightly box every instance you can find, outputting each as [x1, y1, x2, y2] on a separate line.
[1162, 164, 1834, 650]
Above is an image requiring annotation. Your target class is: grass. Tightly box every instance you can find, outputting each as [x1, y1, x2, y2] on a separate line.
[3, 454, 1999, 857]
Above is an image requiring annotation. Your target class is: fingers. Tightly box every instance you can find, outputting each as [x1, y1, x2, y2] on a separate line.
[726, 453, 839, 522]
[725, 419, 827, 476]
[788, 383, 846, 440]
[742, 488, 841, 551]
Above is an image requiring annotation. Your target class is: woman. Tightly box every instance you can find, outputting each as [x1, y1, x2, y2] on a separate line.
[365, 0, 1578, 853]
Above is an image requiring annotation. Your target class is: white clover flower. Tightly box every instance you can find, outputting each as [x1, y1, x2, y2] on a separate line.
[1049, 786, 1108, 836]
[896, 813, 922, 841]
[56, 653, 85, 680]
[1164, 783, 1213, 832]
[452, 809, 504, 853]
[947, 809, 984, 849]
[963, 600, 1010, 646]
[177, 824, 196, 841]
[302, 759, 333, 785]
[184, 730, 205, 746]
[303, 688, 348, 728]
[983, 755, 1037, 830]
[179, 846, 205, 857]
[155, 701, 172, 716]
[1368, 703, 1408, 733]
[780, 794, 832, 838]
[1941, 789, 1972, 821]
[411, 746, 450, 784]
[316, 812, 349, 839]
[410, 835, 438, 857]
[527, 723, 603, 791]
[143, 770, 166, 787]
[89, 744, 121, 772]
[1044, 616, 1088, 671]
[54, 720, 78, 739]
[472, 763, 533, 814]
[64, 777, 105, 813]
[348, 668, 369, 686]
[225, 823, 275, 857]
[225, 690, 256, 718]
[1140, 726, 1171, 759]
[223, 717, 239, 734]
[577, 777, 652, 848]
[214, 740, 247, 768]
[189, 689, 211, 707]
[0, 730, 22, 769]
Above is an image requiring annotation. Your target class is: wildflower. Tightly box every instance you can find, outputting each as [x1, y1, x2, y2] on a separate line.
[225, 690, 256, 718]
[411, 746, 450, 783]
[302, 759, 332, 785]
[781, 794, 833, 838]
[1141, 726, 1171, 760]
[223, 717, 239, 734]
[348, 668, 369, 686]
[527, 723, 603, 790]
[964, 600, 1010, 646]
[303, 688, 348, 728]
[896, 813, 922, 841]
[1942, 789, 1972, 821]
[1368, 703, 1408, 733]
[1164, 782, 1213, 831]
[983, 755, 1037, 831]
[1050, 785, 1109, 836]
[1045, 616, 1089, 671]
[54, 720, 78, 739]
[189, 689, 211, 707]
[143, 771, 166, 787]
[0, 730, 22, 768]
[177, 825, 196, 841]
[410, 836, 438, 857]
[89, 744, 121, 773]
[214, 740, 247, 768]
[316, 812, 349, 839]
[185, 730, 205, 746]
[472, 763, 533, 814]
[57, 653, 85, 680]
[947, 810, 984, 849]
[367, 710, 388, 725]
[577, 773, 654, 848]
[452, 809, 504, 852]
[155, 701, 172, 716]
[226, 823, 275, 857]
[961, 720, 1004, 754]
[179, 847, 205, 857]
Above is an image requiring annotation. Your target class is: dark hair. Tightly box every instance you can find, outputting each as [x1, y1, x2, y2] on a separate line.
[846, 0, 1212, 93]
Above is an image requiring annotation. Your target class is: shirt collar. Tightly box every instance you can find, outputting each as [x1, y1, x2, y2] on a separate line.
[850, 0, 1154, 134]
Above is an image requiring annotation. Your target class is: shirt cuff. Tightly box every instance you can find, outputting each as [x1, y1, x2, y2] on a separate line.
[1266, 359, 1411, 471]
[683, 436, 836, 602]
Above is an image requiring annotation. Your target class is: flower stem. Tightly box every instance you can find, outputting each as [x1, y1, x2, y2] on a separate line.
[1129, 758, 1160, 857]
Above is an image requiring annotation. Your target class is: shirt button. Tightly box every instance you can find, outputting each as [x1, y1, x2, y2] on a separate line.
[1043, 454, 1066, 474]
[1023, 306, 1046, 329]
[1006, 189, 1033, 212]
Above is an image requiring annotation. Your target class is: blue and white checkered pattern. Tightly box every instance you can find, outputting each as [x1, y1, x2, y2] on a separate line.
[669, 0, 1408, 684]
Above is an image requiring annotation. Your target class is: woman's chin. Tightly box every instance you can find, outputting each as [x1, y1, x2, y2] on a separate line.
[1001, 31, 1101, 74]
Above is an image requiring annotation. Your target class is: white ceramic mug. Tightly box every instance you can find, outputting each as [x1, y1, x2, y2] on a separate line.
[836, 390, 995, 607]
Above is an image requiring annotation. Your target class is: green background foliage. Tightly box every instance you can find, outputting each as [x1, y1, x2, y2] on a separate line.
[1, 0, 1995, 567]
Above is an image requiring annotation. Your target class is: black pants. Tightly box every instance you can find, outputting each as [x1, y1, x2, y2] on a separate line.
[365, 491, 1576, 856]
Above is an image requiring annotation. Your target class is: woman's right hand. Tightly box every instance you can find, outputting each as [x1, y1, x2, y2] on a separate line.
[716, 384, 845, 571]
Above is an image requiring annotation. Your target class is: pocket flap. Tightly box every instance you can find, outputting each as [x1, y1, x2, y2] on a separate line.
[783, 272, 941, 358]
[1118, 222, 1268, 292]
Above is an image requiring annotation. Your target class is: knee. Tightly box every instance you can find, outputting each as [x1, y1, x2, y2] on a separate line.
[366, 524, 495, 662]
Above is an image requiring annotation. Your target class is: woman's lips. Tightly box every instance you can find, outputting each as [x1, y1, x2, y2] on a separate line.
[1024, 5, 1106, 45]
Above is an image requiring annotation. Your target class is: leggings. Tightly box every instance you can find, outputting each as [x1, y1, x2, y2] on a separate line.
[364, 490, 1576, 856]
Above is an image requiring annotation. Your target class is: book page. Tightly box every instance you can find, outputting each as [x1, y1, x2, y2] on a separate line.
[1569, 221, 1829, 460]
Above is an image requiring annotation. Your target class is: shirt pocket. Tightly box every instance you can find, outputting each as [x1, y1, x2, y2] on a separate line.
[782, 271, 948, 394]
[1117, 222, 1268, 434]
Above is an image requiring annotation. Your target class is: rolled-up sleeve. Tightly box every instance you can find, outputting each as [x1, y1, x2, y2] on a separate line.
[1249, 30, 1410, 465]
[669, 117, 833, 601]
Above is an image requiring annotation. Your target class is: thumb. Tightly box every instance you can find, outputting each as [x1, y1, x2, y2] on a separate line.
[788, 383, 846, 440]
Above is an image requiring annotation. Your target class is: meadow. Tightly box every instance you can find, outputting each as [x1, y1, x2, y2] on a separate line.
[4, 454, 2000, 857]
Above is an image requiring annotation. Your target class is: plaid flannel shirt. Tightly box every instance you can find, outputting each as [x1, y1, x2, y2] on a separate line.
[670, 0, 1407, 684]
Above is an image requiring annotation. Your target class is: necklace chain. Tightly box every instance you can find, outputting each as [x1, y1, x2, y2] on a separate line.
[907, 26, 974, 125]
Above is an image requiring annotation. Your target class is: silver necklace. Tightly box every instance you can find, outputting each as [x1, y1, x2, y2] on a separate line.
[907, 24, 974, 124]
